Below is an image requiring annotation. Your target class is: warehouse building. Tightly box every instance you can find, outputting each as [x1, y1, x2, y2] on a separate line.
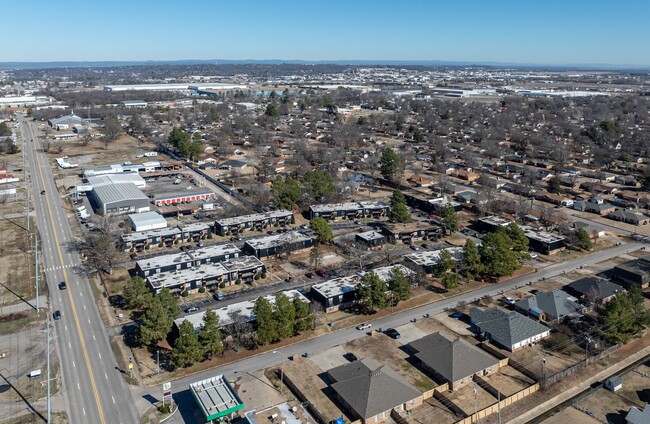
[89, 182, 150, 215]
[214, 210, 294, 235]
[153, 189, 216, 207]
[309, 201, 389, 221]
[242, 231, 313, 258]
[128, 211, 167, 231]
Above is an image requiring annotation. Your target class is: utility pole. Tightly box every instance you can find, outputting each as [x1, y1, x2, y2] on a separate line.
[473, 381, 478, 417]
[585, 336, 592, 361]
[35, 233, 39, 311]
[498, 390, 502, 424]
[41, 315, 53, 423]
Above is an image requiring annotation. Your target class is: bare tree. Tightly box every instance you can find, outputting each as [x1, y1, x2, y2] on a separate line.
[225, 309, 253, 352]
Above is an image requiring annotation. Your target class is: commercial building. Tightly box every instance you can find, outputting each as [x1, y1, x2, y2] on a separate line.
[84, 162, 161, 177]
[128, 211, 167, 232]
[153, 189, 216, 207]
[308, 201, 389, 221]
[380, 222, 444, 244]
[327, 358, 422, 424]
[404, 247, 464, 275]
[89, 182, 150, 215]
[135, 243, 240, 277]
[242, 231, 313, 258]
[48, 113, 86, 130]
[189, 375, 244, 423]
[119, 100, 147, 108]
[408, 332, 500, 391]
[214, 210, 294, 236]
[470, 307, 551, 351]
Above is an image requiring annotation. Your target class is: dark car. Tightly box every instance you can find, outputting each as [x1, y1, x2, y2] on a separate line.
[214, 292, 224, 301]
[130, 252, 139, 260]
[385, 328, 401, 339]
[344, 352, 358, 362]
[450, 312, 464, 319]
[58, 281, 67, 290]
[315, 269, 328, 278]
[305, 272, 315, 278]
[53, 310, 61, 320]
[40, 190, 45, 195]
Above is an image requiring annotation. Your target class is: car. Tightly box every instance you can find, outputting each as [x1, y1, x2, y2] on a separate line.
[385, 328, 401, 339]
[450, 311, 464, 319]
[53, 310, 61, 320]
[305, 272, 315, 278]
[529, 252, 539, 259]
[197, 241, 204, 247]
[214, 293, 224, 301]
[185, 306, 199, 313]
[410, 245, 420, 251]
[421, 243, 429, 249]
[504, 297, 516, 305]
[58, 281, 67, 290]
[316, 269, 328, 278]
[40, 190, 45, 195]
[356, 322, 372, 331]
[130, 252, 139, 260]
[344, 352, 358, 362]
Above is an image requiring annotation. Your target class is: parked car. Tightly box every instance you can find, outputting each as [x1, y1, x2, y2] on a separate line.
[185, 306, 199, 313]
[305, 272, 315, 278]
[58, 281, 67, 290]
[356, 322, 372, 331]
[503, 297, 516, 305]
[53, 310, 61, 320]
[450, 311, 464, 319]
[214, 293, 224, 301]
[385, 328, 401, 339]
[344, 352, 358, 362]
[40, 190, 45, 195]
[410, 245, 420, 251]
[130, 252, 139, 260]
[316, 269, 328, 278]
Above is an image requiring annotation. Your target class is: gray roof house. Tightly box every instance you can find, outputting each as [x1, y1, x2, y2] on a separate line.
[514, 290, 583, 322]
[470, 307, 551, 351]
[626, 403, 650, 424]
[565, 277, 625, 305]
[327, 358, 422, 423]
[409, 332, 500, 391]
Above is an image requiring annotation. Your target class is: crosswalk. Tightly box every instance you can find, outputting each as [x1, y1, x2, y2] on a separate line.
[45, 263, 79, 272]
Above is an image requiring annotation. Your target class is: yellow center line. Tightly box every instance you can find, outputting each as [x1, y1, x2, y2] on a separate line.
[30, 122, 106, 424]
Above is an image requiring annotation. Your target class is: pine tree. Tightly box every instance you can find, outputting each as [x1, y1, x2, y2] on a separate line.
[293, 298, 313, 333]
[310, 217, 334, 243]
[442, 272, 460, 290]
[172, 320, 203, 369]
[198, 310, 223, 359]
[358, 271, 389, 312]
[507, 223, 529, 256]
[576, 228, 592, 250]
[158, 288, 180, 319]
[389, 268, 411, 303]
[389, 190, 412, 223]
[272, 176, 302, 210]
[137, 298, 173, 346]
[273, 293, 296, 340]
[254, 297, 277, 345]
[441, 204, 459, 234]
[122, 276, 153, 310]
[462, 239, 482, 278]
[435, 249, 456, 276]
[380, 148, 403, 182]
[480, 228, 521, 278]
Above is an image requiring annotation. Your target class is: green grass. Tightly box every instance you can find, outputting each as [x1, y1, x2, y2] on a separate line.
[414, 376, 435, 392]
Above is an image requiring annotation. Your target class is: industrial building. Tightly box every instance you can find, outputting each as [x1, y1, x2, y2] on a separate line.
[308, 201, 389, 221]
[242, 231, 313, 258]
[89, 182, 150, 215]
[103, 83, 247, 92]
[84, 162, 160, 177]
[48, 113, 87, 130]
[128, 211, 167, 232]
[214, 210, 294, 235]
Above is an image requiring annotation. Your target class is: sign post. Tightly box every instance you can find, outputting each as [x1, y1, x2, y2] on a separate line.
[162, 382, 172, 407]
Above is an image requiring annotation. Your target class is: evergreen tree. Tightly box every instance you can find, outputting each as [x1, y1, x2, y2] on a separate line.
[480, 228, 521, 278]
[380, 148, 403, 182]
[597, 288, 650, 344]
[462, 239, 482, 278]
[265, 103, 280, 117]
[507, 223, 529, 256]
[309, 217, 334, 244]
[137, 298, 173, 346]
[389, 190, 412, 223]
[122, 276, 153, 310]
[293, 298, 313, 333]
[441, 205, 459, 234]
[547, 176, 562, 194]
[303, 169, 336, 201]
[253, 297, 277, 345]
[271, 176, 302, 210]
[576, 228, 593, 250]
[273, 293, 296, 340]
[158, 288, 180, 319]
[435, 249, 456, 276]
[172, 320, 203, 368]
[442, 272, 460, 290]
[358, 271, 389, 312]
[389, 268, 411, 303]
[198, 310, 223, 359]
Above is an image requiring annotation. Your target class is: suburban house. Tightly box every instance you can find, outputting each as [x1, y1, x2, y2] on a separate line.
[408, 332, 500, 391]
[565, 277, 625, 305]
[612, 255, 650, 289]
[380, 222, 444, 244]
[407, 173, 433, 187]
[326, 358, 423, 424]
[470, 307, 551, 351]
[625, 403, 650, 424]
[514, 290, 583, 323]
[572, 200, 616, 215]
[355, 230, 387, 250]
[214, 210, 294, 236]
[607, 209, 650, 226]
[218, 159, 248, 171]
[242, 231, 313, 258]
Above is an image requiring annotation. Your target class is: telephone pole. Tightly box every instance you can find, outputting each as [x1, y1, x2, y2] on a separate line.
[35, 233, 39, 311]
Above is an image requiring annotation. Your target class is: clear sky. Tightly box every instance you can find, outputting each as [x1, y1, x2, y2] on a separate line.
[5, 0, 649, 66]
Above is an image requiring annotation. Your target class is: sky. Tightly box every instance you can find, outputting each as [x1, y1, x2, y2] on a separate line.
[4, 0, 649, 66]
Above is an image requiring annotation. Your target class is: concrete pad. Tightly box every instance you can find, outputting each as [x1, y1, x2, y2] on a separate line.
[310, 345, 349, 372]
[394, 322, 428, 344]
[232, 370, 285, 414]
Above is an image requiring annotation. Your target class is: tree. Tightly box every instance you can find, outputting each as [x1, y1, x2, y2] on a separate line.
[380, 148, 403, 182]
[122, 276, 152, 310]
[442, 272, 460, 290]
[168, 127, 190, 147]
[293, 298, 313, 333]
[158, 288, 180, 320]
[507, 223, 529, 257]
[309, 217, 333, 244]
[254, 297, 277, 345]
[435, 249, 456, 276]
[198, 310, 223, 359]
[303, 169, 336, 201]
[309, 243, 323, 270]
[462, 239, 482, 279]
[103, 116, 122, 148]
[358, 271, 389, 312]
[137, 298, 173, 346]
[480, 228, 521, 278]
[547, 176, 562, 194]
[271, 176, 301, 210]
[172, 320, 203, 369]
[388, 268, 411, 303]
[597, 288, 650, 344]
[265, 104, 279, 117]
[225, 309, 253, 352]
[576, 228, 593, 250]
[441, 205, 459, 234]
[389, 190, 412, 223]
[129, 114, 144, 135]
[273, 293, 296, 340]
[0, 122, 11, 137]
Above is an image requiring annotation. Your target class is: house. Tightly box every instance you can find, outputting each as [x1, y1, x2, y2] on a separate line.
[327, 358, 423, 423]
[607, 210, 650, 226]
[565, 277, 625, 305]
[379, 222, 444, 244]
[219, 159, 248, 171]
[450, 169, 480, 182]
[408, 332, 500, 391]
[514, 290, 583, 323]
[407, 174, 433, 187]
[572, 200, 616, 216]
[614, 175, 638, 187]
[355, 231, 386, 250]
[469, 307, 551, 351]
[625, 403, 650, 424]
[612, 255, 650, 288]
[535, 191, 574, 207]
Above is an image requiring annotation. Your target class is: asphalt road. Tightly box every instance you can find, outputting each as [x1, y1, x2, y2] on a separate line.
[136, 240, 644, 411]
[20, 116, 138, 424]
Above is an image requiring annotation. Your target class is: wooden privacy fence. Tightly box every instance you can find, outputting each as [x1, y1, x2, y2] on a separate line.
[454, 383, 540, 424]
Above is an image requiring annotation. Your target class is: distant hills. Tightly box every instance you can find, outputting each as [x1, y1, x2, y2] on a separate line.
[0, 59, 648, 71]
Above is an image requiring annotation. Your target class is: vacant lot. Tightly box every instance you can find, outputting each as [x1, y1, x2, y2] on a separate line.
[0, 218, 36, 306]
[573, 387, 636, 424]
[540, 406, 600, 424]
[406, 396, 460, 424]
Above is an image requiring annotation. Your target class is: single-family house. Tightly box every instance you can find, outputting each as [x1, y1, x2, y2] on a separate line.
[514, 290, 583, 323]
[469, 307, 551, 351]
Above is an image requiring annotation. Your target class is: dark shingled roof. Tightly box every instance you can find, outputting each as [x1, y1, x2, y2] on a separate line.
[514, 290, 582, 320]
[566, 277, 625, 301]
[410, 332, 499, 383]
[327, 358, 421, 420]
[470, 307, 550, 349]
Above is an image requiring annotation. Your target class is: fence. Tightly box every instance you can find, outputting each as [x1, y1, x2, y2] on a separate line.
[454, 383, 540, 424]
[187, 164, 262, 212]
[280, 371, 330, 424]
[541, 343, 620, 388]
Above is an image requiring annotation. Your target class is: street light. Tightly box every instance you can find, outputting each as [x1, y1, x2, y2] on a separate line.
[272, 350, 284, 393]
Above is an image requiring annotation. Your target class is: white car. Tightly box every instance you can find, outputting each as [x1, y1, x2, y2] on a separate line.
[504, 297, 515, 305]
[356, 322, 372, 331]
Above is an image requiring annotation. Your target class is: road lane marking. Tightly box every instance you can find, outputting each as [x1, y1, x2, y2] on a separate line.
[33, 128, 106, 424]
[92, 334, 96, 340]
[73, 361, 75, 368]
[83, 304, 86, 310]
[105, 372, 108, 380]
[112, 396, 115, 404]
[98, 352, 102, 359]
[83, 407, 86, 416]
[78, 382, 80, 390]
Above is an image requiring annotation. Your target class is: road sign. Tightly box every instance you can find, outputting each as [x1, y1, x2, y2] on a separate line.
[162, 382, 171, 391]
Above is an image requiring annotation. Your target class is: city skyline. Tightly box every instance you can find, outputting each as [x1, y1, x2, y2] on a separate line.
[4, 0, 650, 67]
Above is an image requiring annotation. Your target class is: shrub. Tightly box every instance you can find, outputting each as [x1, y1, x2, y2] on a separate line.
[181, 291, 189, 297]
[158, 404, 171, 414]
[207, 233, 213, 239]
[254, 274, 260, 281]
[174, 240, 179, 244]
[198, 287, 206, 293]
[219, 282, 226, 289]
[235, 278, 241, 285]
[261, 273, 267, 279]
[145, 245, 150, 250]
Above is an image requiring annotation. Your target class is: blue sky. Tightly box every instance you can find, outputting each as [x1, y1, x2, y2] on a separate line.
[5, 0, 649, 65]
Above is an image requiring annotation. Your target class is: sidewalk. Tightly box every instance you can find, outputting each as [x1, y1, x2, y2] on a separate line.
[507, 344, 650, 424]
[0, 296, 47, 315]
